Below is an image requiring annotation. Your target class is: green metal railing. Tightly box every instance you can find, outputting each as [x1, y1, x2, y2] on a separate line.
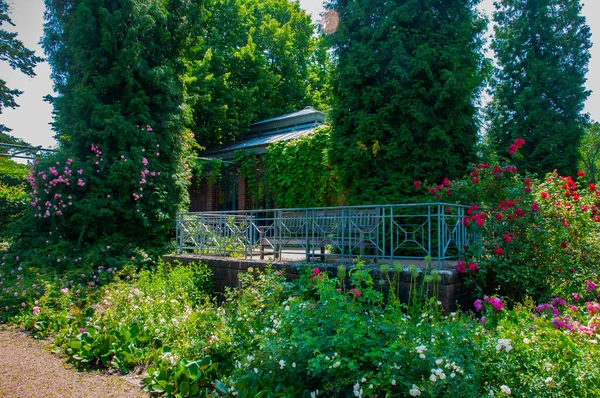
[176, 203, 477, 268]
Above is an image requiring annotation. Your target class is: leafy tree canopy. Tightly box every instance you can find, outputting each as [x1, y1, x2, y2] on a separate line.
[487, 0, 591, 177]
[187, 0, 331, 148]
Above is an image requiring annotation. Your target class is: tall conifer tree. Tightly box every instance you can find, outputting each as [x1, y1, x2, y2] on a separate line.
[487, 0, 591, 177]
[8, 0, 198, 264]
[326, 0, 488, 204]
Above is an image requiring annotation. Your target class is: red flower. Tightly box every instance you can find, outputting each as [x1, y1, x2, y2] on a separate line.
[541, 192, 549, 200]
[494, 247, 504, 256]
[472, 176, 479, 184]
[508, 144, 517, 155]
[514, 138, 525, 147]
[589, 183, 596, 191]
[502, 234, 512, 244]
[475, 216, 485, 227]
[468, 262, 478, 272]
[442, 178, 450, 187]
[414, 181, 421, 188]
[531, 202, 539, 212]
[456, 261, 467, 273]
[578, 171, 585, 177]
[494, 213, 503, 221]
[524, 178, 532, 186]
[313, 267, 320, 275]
[560, 241, 567, 248]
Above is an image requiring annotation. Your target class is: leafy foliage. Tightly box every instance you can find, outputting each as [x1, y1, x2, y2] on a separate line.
[487, 0, 592, 177]
[4, 0, 197, 268]
[6, 263, 600, 397]
[0, 0, 43, 132]
[326, 0, 488, 204]
[418, 141, 600, 302]
[186, 0, 331, 148]
[263, 126, 340, 208]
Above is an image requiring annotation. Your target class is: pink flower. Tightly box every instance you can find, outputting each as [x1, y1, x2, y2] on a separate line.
[413, 181, 421, 188]
[468, 262, 478, 272]
[456, 261, 466, 273]
[474, 299, 483, 312]
[531, 202, 539, 212]
[585, 280, 596, 292]
[79, 328, 86, 334]
[146, 125, 153, 132]
[572, 293, 579, 302]
[472, 177, 479, 184]
[32, 307, 40, 315]
[480, 316, 487, 324]
[313, 267, 320, 275]
[60, 288, 68, 295]
[486, 296, 504, 311]
[350, 288, 361, 298]
[77, 179, 85, 187]
[142, 158, 148, 166]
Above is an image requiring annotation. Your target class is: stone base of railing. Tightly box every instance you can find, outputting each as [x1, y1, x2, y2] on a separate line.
[163, 254, 474, 313]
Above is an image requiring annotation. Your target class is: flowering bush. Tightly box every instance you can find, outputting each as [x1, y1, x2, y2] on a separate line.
[416, 139, 600, 301]
[3, 262, 600, 396]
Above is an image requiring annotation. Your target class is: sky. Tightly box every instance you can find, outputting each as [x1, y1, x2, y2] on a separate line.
[1, 0, 599, 149]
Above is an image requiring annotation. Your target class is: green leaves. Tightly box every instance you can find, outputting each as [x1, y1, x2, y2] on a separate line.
[327, 0, 487, 204]
[488, 0, 592, 177]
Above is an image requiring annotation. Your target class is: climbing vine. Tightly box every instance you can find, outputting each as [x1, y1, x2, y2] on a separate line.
[263, 126, 341, 208]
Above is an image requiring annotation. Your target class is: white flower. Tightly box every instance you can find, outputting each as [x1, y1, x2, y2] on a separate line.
[523, 338, 530, 344]
[496, 338, 513, 352]
[429, 374, 437, 382]
[409, 385, 421, 396]
[500, 385, 511, 395]
[369, 384, 373, 389]
[361, 377, 367, 383]
[253, 368, 258, 373]
[292, 362, 296, 368]
[435, 359, 443, 365]
[416, 345, 427, 354]
[279, 359, 286, 369]
[450, 372, 456, 379]
[419, 353, 426, 359]
[391, 379, 396, 386]
[545, 377, 553, 383]
[332, 361, 341, 368]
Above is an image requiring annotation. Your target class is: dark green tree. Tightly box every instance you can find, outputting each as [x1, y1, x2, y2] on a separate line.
[326, 0, 488, 204]
[487, 0, 591, 177]
[186, 0, 330, 147]
[7, 0, 198, 266]
[0, 0, 43, 132]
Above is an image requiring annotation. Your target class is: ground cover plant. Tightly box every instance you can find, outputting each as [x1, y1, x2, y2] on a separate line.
[1, 259, 600, 397]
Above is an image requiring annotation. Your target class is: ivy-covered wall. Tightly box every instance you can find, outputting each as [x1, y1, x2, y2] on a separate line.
[193, 125, 342, 210]
[263, 126, 341, 208]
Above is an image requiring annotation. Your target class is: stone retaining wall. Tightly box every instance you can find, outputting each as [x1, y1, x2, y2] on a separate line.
[162, 254, 473, 312]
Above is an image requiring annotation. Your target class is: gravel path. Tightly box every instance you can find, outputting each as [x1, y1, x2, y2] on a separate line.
[0, 327, 148, 398]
